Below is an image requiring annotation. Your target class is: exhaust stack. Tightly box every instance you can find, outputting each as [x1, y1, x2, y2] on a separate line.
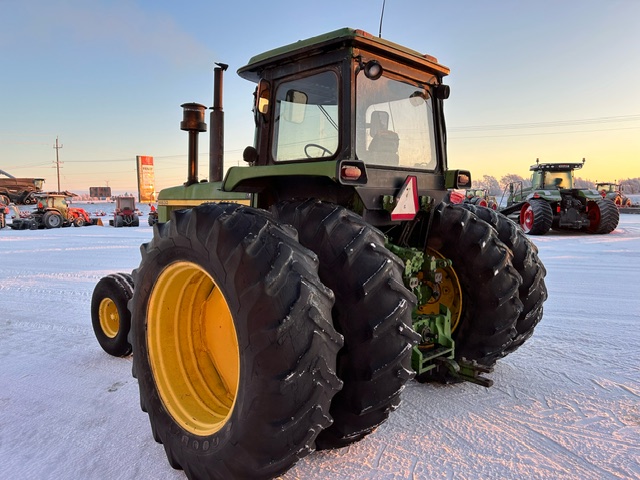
[180, 102, 207, 186]
[209, 62, 228, 182]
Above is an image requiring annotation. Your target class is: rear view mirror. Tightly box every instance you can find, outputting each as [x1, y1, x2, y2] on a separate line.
[283, 89, 308, 123]
[256, 80, 270, 115]
[445, 169, 472, 189]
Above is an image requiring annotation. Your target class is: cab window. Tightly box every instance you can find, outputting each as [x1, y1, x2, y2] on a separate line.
[272, 71, 339, 161]
[356, 74, 437, 170]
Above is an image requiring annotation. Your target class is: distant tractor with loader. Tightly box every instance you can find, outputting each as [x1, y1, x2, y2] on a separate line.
[108, 196, 139, 227]
[91, 28, 547, 479]
[9, 193, 101, 229]
[501, 158, 619, 235]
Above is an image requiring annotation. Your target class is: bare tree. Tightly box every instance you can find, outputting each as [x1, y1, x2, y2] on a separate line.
[472, 175, 501, 195]
[621, 178, 640, 194]
[500, 174, 530, 190]
[574, 177, 595, 189]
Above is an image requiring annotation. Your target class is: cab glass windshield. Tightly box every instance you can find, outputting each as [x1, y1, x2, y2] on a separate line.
[542, 171, 573, 189]
[356, 74, 437, 169]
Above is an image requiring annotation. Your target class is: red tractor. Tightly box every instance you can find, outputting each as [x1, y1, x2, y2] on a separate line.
[109, 196, 140, 227]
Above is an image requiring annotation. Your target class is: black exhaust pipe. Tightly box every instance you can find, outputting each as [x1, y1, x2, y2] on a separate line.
[180, 102, 207, 186]
[209, 62, 228, 183]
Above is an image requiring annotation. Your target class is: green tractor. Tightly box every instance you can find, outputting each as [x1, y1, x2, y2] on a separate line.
[462, 188, 498, 210]
[501, 158, 619, 235]
[91, 28, 547, 479]
[595, 181, 633, 207]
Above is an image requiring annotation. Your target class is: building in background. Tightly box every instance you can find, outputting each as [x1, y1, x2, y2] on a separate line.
[89, 186, 112, 200]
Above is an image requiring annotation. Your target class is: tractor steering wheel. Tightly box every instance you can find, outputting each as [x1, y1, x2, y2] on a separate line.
[304, 143, 332, 158]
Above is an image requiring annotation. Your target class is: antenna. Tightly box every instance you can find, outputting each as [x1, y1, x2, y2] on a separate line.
[378, 0, 386, 37]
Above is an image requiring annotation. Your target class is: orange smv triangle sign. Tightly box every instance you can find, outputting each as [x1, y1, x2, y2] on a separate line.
[391, 176, 419, 221]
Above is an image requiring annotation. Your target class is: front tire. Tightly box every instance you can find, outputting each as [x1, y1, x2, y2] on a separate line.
[130, 203, 343, 479]
[273, 199, 419, 450]
[91, 273, 134, 356]
[428, 204, 523, 366]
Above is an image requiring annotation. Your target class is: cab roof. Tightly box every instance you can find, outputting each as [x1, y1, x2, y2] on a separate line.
[237, 27, 450, 82]
[530, 162, 585, 172]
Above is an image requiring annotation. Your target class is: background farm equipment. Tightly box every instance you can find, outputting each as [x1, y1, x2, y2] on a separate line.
[108, 196, 139, 227]
[501, 159, 619, 235]
[0, 170, 45, 205]
[91, 28, 547, 479]
[147, 204, 158, 226]
[9, 193, 102, 229]
[595, 181, 633, 207]
[462, 188, 498, 209]
[0, 202, 7, 229]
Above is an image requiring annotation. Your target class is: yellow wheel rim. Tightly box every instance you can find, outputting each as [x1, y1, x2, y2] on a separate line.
[147, 261, 239, 436]
[99, 298, 120, 338]
[417, 248, 463, 332]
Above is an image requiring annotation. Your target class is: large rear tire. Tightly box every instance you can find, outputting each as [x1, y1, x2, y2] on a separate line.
[130, 203, 343, 479]
[586, 198, 619, 234]
[427, 203, 523, 366]
[273, 199, 419, 450]
[91, 273, 134, 357]
[461, 204, 547, 353]
[519, 199, 553, 235]
[43, 211, 63, 229]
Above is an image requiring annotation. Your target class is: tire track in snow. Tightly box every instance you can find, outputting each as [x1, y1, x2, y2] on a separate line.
[475, 404, 639, 479]
[6, 320, 91, 336]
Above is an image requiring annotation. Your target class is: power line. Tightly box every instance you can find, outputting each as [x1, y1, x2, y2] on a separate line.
[449, 114, 640, 132]
[451, 125, 640, 139]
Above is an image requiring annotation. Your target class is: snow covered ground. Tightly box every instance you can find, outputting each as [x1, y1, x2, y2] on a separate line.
[1, 213, 639, 480]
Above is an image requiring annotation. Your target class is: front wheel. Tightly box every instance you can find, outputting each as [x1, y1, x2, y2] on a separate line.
[91, 273, 134, 356]
[130, 203, 343, 479]
[273, 199, 419, 450]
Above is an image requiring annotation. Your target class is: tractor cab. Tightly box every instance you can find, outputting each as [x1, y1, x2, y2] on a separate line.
[36, 194, 70, 216]
[596, 182, 618, 194]
[223, 28, 469, 220]
[529, 158, 583, 190]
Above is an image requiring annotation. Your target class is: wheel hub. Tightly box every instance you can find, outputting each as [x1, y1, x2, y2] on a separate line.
[99, 298, 119, 338]
[147, 261, 239, 436]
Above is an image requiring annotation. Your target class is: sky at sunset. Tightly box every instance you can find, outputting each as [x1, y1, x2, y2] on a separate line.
[1, 0, 639, 194]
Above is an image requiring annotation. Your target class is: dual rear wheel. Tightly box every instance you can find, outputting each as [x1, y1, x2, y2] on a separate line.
[91, 201, 545, 479]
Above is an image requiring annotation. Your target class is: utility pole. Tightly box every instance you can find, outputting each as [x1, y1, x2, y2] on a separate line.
[53, 136, 63, 193]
